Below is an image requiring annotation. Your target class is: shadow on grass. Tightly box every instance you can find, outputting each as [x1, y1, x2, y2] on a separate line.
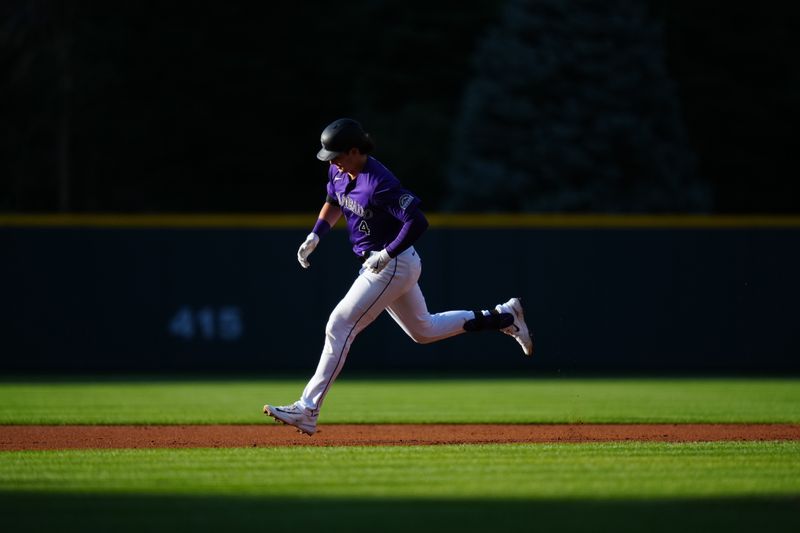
[1, 492, 798, 533]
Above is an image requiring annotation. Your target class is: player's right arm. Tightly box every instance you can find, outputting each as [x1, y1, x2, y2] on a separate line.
[317, 201, 342, 229]
[297, 202, 342, 269]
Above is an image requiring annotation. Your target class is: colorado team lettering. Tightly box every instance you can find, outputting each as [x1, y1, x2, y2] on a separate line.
[337, 192, 373, 219]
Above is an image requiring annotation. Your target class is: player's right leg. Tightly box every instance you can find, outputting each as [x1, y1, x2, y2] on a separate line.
[296, 247, 420, 414]
[263, 402, 318, 436]
[265, 267, 406, 434]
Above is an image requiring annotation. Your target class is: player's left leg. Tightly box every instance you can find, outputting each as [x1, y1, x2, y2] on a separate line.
[384, 251, 529, 350]
[385, 283, 474, 344]
[388, 288, 533, 355]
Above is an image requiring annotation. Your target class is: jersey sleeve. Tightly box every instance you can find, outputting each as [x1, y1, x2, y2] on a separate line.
[372, 179, 422, 222]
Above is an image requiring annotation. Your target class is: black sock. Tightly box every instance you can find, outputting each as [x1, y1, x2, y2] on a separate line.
[463, 310, 514, 332]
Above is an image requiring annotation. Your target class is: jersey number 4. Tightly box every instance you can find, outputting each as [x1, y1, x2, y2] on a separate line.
[358, 220, 371, 235]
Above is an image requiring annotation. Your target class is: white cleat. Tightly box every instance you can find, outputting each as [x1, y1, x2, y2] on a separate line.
[496, 297, 534, 356]
[263, 402, 318, 436]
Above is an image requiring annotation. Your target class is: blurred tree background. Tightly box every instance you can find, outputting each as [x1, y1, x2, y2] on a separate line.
[1, 0, 798, 213]
[448, 0, 706, 212]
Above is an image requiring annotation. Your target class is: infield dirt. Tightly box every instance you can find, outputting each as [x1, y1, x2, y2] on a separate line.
[2, 424, 800, 450]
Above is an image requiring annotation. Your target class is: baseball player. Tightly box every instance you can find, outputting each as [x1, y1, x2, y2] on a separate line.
[264, 118, 533, 435]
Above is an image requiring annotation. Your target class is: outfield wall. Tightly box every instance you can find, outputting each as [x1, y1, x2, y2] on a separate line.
[2, 215, 799, 373]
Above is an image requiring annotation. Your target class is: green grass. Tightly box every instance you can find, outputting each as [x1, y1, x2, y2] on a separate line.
[1, 442, 799, 532]
[1, 377, 798, 424]
[2, 377, 799, 532]
[3, 442, 799, 498]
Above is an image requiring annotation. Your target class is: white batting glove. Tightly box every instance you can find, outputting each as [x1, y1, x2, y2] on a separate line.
[364, 249, 392, 274]
[297, 233, 319, 269]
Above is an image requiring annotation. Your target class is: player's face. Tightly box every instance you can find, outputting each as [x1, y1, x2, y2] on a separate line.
[330, 149, 364, 176]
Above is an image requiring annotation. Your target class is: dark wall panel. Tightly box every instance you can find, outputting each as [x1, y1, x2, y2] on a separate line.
[2, 227, 798, 372]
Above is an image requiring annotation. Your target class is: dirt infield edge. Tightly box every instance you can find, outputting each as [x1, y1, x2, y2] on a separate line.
[2, 424, 800, 450]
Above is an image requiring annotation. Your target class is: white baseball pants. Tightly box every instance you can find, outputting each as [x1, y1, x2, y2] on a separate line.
[300, 246, 472, 411]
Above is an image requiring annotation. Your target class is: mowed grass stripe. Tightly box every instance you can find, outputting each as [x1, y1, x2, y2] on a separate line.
[1, 442, 799, 499]
[0, 378, 798, 424]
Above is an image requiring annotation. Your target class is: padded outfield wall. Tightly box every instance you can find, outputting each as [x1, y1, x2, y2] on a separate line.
[2, 214, 799, 373]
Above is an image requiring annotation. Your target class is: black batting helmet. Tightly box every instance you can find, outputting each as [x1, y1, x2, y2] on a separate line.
[316, 118, 374, 161]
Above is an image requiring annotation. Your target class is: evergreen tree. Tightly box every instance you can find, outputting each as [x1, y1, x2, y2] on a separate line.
[446, 0, 709, 212]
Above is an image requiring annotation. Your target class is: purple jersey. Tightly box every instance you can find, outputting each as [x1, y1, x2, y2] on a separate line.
[326, 156, 421, 257]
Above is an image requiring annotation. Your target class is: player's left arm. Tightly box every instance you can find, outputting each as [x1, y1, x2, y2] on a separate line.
[364, 187, 428, 273]
[384, 208, 428, 258]
[376, 186, 426, 258]
[363, 207, 427, 273]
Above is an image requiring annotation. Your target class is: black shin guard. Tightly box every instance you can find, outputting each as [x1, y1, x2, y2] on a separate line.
[463, 309, 514, 332]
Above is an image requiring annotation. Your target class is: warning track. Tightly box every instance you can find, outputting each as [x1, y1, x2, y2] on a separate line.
[2, 424, 799, 451]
